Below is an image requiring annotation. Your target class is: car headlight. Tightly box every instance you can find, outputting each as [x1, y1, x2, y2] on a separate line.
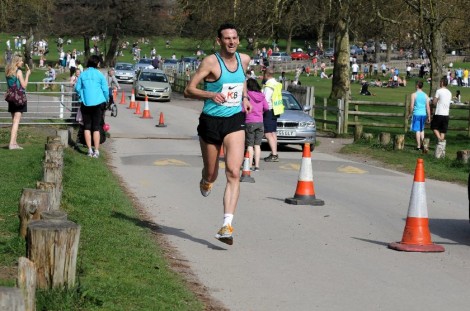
[138, 85, 145, 91]
[164, 87, 170, 92]
[299, 121, 316, 128]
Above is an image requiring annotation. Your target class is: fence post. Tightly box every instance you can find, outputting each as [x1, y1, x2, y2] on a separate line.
[467, 104, 470, 137]
[310, 86, 315, 117]
[323, 98, 327, 131]
[404, 95, 410, 132]
[343, 96, 349, 134]
[59, 84, 64, 119]
[337, 98, 344, 134]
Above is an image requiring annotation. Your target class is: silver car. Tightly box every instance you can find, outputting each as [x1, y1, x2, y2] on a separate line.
[269, 52, 292, 62]
[133, 68, 172, 102]
[114, 62, 135, 83]
[263, 91, 316, 150]
[134, 58, 154, 73]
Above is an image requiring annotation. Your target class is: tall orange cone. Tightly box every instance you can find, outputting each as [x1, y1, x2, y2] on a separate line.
[155, 112, 167, 127]
[285, 143, 324, 206]
[127, 89, 136, 109]
[240, 151, 255, 183]
[140, 95, 153, 119]
[389, 159, 445, 252]
[119, 90, 126, 105]
[134, 101, 141, 115]
[113, 88, 118, 101]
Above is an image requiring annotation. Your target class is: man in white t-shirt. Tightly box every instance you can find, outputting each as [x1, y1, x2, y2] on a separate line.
[431, 77, 452, 142]
[351, 62, 359, 81]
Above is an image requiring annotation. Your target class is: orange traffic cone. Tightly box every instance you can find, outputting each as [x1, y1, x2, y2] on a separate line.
[219, 143, 225, 159]
[127, 89, 136, 109]
[113, 88, 118, 102]
[140, 95, 153, 119]
[285, 143, 324, 206]
[119, 90, 126, 105]
[240, 151, 255, 183]
[389, 159, 445, 252]
[155, 112, 167, 127]
[134, 102, 141, 115]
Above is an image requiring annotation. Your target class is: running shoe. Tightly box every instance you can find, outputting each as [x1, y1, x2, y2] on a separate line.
[264, 153, 279, 162]
[92, 151, 100, 158]
[199, 178, 213, 197]
[215, 224, 233, 245]
[87, 150, 94, 157]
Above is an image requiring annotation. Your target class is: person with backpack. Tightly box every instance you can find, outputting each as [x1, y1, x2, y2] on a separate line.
[262, 67, 284, 162]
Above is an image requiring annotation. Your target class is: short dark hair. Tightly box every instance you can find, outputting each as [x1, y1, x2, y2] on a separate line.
[86, 55, 101, 68]
[246, 78, 261, 92]
[217, 23, 238, 38]
[441, 76, 448, 86]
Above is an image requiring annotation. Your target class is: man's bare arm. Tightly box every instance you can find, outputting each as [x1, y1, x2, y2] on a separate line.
[184, 56, 226, 104]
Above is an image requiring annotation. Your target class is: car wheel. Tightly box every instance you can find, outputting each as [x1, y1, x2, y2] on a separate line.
[111, 104, 118, 117]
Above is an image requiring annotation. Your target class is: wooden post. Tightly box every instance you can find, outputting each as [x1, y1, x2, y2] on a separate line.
[457, 150, 470, 163]
[343, 96, 349, 134]
[17, 257, 36, 311]
[393, 134, 405, 150]
[379, 132, 391, 145]
[323, 98, 327, 131]
[363, 133, 374, 142]
[46, 135, 61, 144]
[404, 95, 410, 132]
[36, 181, 59, 212]
[56, 129, 69, 148]
[43, 162, 63, 210]
[41, 210, 68, 221]
[0, 287, 25, 311]
[19, 189, 50, 238]
[27, 220, 81, 289]
[354, 124, 363, 142]
[423, 138, 430, 153]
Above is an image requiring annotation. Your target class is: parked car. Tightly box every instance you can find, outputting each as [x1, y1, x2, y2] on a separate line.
[291, 51, 310, 60]
[134, 58, 154, 73]
[269, 52, 292, 62]
[182, 56, 199, 70]
[350, 45, 363, 55]
[114, 62, 135, 83]
[162, 58, 179, 71]
[262, 90, 316, 150]
[133, 68, 171, 102]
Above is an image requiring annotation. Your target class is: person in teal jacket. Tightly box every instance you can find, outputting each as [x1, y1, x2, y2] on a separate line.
[75, 55, 109, 158]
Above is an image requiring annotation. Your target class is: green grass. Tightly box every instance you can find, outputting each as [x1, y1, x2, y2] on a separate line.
[0, 126, 204, 310]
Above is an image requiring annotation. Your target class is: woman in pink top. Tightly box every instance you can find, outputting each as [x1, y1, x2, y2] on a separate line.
[245, 78, 269, 171]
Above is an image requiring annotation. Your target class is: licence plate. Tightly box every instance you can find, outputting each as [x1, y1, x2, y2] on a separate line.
[277, 130, 296, 136]
[150, 92, 160, 96]
[120, 76, 129, 80]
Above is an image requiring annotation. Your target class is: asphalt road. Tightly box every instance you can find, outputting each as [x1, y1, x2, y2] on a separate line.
[105, 87, 470, 311]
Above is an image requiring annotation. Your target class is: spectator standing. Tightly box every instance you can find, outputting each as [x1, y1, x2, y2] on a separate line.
[263, 67, 282, 162]
[431, 76, 452, 156]
[464, 68, 469, 87]
[183, 23, 252, 245]
[74, 55, 109, 158]
[69, 56, 77, 77]
[5, 55, 30, 150]
[409, 81, 431, 151]
[245, 78, 269, 171]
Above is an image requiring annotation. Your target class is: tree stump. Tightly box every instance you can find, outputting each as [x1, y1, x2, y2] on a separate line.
[0, 287, 25, 311]
[435, 140, 446, 159]
[36, 181, 59, 211]
[393, 134, 405, 150]
[27, 220, 81, 289]
[41, 210, 68, 221]
[363, 133, 374, 142]
[44, 149, 63, 167]
[46, 135, 61, 144]
[17, 257, 36, 311]
[379, 132, 391, 145]
[56, 129, 69, 148]
[457, 150, 470, 163]
[19, 189, 50, 238]
[354, 125, 363, 142]
[43, 162, 63, 210]
[423, 138, 430, 153]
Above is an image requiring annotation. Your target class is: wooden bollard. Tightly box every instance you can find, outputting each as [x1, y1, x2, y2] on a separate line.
[17, 257, 36, 311]
[41, 210, 67, 221]
[56, 129, 69, 148]
[27, 220, 81, 289]
[393, 134, 405, 150]
[457, 150, 470, 163]
[423, 138, 430, 153]
[43, 162, 63, 210]
[36, 181, 59, 211]
[363, 133, 374, 142]
[0, 287, 25, 311]
[19, 189, 50, 238]
[354, 124, 363, 142]
[46, 135, 61, 144]
[379, 132, 391, 146]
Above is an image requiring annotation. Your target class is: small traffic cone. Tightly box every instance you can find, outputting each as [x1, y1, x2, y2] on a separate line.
[113, 88, 118, 102]
[155, 112, 167, 127]
[219, 143, 225, 159]
[240, 151, 255, 183]
[140, 95, 153, 119]
[134, 102, 141, 115]
[119, 90, 126, 105]
[127, 89, 136, 109]
[285, 143, 324, 206]
[389, 158, 445, 252]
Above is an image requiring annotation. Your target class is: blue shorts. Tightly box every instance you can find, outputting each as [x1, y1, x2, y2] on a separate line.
[411, 115, 427, 132]
[263, 110, 278, 133]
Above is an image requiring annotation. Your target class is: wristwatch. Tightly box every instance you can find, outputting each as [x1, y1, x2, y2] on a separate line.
[242, 95, 250, 101]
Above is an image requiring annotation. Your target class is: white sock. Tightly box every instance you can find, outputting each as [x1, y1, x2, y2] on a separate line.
[223, 214, 233, 227]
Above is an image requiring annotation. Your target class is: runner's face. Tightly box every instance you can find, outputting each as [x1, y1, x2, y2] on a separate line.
[218, 29, 239, 54]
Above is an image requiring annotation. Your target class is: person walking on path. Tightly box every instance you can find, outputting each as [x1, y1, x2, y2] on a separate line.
[75, 55, 109, 158]
[409, 80, 430, 151]
[262, 67, 282, 162]
[184, 23, 252, 245]
[5, 55, 30, 150]
[245, 78, 269, 171]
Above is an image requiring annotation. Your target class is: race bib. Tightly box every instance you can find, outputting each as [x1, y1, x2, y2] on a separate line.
[221, 83, 243, 106]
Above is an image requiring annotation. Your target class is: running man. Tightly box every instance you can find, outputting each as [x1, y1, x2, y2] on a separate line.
[184, 23, 252, 245]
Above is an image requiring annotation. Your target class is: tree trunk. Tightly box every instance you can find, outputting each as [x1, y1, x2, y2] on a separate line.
[24, 28, 34, 69]
[105, 32, 120, 67]
[316, 22, 324, 51]
[428, 26, 445, 97]
[286, 27, 293, 54]
[27, 220, 81, 289]
[17, 257, 36, 311]
[330, 6, 350, 100]
[83, 35, 90, 60]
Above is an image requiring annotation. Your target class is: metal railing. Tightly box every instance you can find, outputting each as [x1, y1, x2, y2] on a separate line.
[0, 82, 79, 125]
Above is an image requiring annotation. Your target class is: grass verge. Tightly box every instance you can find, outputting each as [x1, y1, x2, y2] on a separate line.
[0, 125, 206, 310]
